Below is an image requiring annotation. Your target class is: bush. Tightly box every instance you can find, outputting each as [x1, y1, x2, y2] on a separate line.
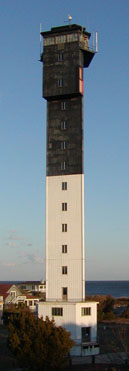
[8, 311, 74, 370]
[98, 295, 115, 321]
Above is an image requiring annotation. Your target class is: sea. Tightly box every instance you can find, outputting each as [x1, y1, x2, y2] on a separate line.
[86, 281, 129, 298]
[1, 280, 129, 298]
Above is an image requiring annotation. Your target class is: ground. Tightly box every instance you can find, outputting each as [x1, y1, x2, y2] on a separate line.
[1, 322, 129, 370]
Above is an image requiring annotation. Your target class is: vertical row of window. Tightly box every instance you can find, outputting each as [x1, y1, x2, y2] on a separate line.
[58, 52, 64, 87]
[58, 63, 68, 295]
[59, 51, 67, 298]
[49, 100, 68, 170]
[61, 102, 68, 170]
[62, 182, 68, 284]
[58, 48, 68, 296]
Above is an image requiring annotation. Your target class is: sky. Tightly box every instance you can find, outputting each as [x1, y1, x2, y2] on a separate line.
[0, 0, 128, 281]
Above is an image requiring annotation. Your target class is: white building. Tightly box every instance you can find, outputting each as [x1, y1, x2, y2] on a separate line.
[38, 23, 99, 357]
[0, 296, 3, 325]
[38, 301, 99, 356]
[18, 280, 46, 294]
[0, 284, 40, 314]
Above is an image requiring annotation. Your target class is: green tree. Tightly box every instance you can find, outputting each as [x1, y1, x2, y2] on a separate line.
[8, 311, 74, 370]
[98, 295, 115, 321]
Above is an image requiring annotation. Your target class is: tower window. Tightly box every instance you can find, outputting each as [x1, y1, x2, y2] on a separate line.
[62, 245, 67, 253]
[62, 224, 67, 232]
[52, 307, 63, 316]
[61, 141, 67, 150]
[62, 203, 67, 211]
[81, 307, 91, 316]
[62, 287, 68, 300]
[62, 266, 67, 275]
[62, 182, 67, 190]
[61, 161, 67, 170]
[61, 120, 68, 130]
[61, 101, 68, 110]
[67, 33, 78, 42]
[56, 34, 66, 44]
[58, 52, 64, 61]
[58, 79, 64, 87]
[79, 66, 83, 80]
[48, 142, 52, 149]
[79, 66, 83, 95]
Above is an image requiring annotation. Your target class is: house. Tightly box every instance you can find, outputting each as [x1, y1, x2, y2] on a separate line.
[0, 284, 22, 305]
[17, 280, 46, 294]
[0, 284, 40, 314]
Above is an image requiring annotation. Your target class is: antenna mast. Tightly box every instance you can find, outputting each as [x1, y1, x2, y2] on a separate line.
[40, 23, 42, 59]
[96, 31, 98, 52]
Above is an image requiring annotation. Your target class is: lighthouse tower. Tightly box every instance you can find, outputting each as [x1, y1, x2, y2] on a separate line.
[38, 23, 99, 357]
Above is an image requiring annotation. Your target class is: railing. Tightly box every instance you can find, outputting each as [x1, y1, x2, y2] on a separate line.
[79, 40, 95, 53]
[82, 336, 99, 345]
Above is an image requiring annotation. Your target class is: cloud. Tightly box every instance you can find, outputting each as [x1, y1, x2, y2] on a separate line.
[0, 261, 16, 267]
[6, 241, 18, 248]
[9, 231, 24, 241]
[3, 262, 16, 267]
[3, 230, 25, 249]
[25, 253, 44, 264]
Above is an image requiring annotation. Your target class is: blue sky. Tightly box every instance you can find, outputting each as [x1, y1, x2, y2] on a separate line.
[0, 0, 128, 281]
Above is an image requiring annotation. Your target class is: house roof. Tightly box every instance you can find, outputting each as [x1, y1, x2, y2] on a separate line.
[18, 281, 45, 285]
[0, 284, 13, 299]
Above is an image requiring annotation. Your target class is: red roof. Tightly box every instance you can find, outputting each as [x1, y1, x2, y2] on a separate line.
[26, 295, 39, 300]
[0, 284, 14, 300]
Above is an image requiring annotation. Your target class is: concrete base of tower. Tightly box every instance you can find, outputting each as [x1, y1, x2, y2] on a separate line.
[37, 301, 99, 357]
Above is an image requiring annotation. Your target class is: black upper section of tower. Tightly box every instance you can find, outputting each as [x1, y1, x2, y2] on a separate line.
[41, 24, 94, 176]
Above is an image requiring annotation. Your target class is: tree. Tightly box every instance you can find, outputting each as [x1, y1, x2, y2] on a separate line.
[109, 324, 129, 365]
[8, 311, 74, 370]
[3, 302, 30, 324]
[98, 295, 115, 321]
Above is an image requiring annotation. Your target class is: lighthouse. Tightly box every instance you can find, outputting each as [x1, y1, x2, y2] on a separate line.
[38, 23, 99, 357]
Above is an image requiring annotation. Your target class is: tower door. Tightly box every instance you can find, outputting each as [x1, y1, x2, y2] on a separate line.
[81, 327, 91, 342]
[62, 287, 68, 301]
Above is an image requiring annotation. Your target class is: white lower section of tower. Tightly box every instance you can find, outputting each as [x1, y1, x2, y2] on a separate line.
[38, 301, 99, 356]
[37, 175, 99, 357]
[46, 174, 85, 302]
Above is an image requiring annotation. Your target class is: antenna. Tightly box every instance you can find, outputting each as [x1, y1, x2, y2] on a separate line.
[40, 23, 42, 60]
[96, 31, 98, 52]
[93, 32, 95, 51]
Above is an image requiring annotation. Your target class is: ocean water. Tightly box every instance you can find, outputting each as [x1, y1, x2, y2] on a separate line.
[86, 281, 129, 298]
[1, 280, 129, 298]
